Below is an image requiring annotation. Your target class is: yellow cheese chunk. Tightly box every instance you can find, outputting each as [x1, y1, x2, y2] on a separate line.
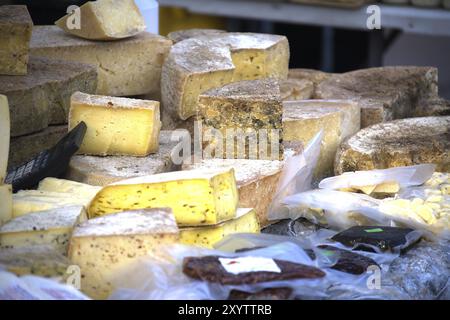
[69, 208, 179, 299]
[0, 184, 13, 225]
[0, 95, 10, 183]
[68, 92, 161, 156]
[88, 168, 239, 226]
[55, 0, 146, 40]
[37, 177, 101, 198]
[373, 182, 400, 194]
[357, 185, 377, 195]
[180, 208, 260, 248]
[0, 206, 86, 255]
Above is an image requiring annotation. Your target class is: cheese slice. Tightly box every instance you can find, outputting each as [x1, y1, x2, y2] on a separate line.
[55, 0, 146, 40]
[0, 95, 10, 182]
[0, 184, 12, 226]
[68, 208, 179, 300]
[37, 178, 101, 198]
[0, 206, 86, 255]
[68, 92, 161, 156]
[0, 6, 33, 75]
[87, 168, 239, 226]
[180, 208, 260, 248]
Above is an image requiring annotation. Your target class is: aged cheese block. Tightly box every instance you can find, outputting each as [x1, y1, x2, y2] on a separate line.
[0, 56, 97, 137]
[0, 95, 10, 182]
[8, 126, 67, 170]
[162, 32, 289, 120]
[0, 205, 86, 255]
[0, 184, 13, 225]
[198, 79, 283, 160]
[316, 66, 438, 128]
[281, 78, 314, 101]
[0, 245, 71, 278]
[183, 159, 283, 227]
[0, 6, 33, 75]
[180, 208, 260, 248]
[31, 26, 172, 96]
[55, 0, 146, 40]
[335, 116, 450, 174]
[37, 178, 101, 198]
[167, 28, 226, 43]
[288, 68, 333, 87]
[68, 208, 179, 299]
[66, 130, 185, 186]
[413, 98, 450, 117]
[283, 100, 360, 179]
[68, 92, 160, 156]
[87, 168, 239, 226]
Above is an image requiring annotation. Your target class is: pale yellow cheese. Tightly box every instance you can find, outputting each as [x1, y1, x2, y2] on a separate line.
[0, 184, 12, 225]
[180, 208, 260, 248]
[68, 208, 179, 299]
[0, 95, 10, 182]
[55, 0, 146, 40]
[37, 177, 101, 198]
[68, 92, 161, 156]
[0, 206, 86, 255]
[88, 168, 239, 226]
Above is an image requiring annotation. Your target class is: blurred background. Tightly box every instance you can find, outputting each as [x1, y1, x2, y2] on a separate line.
[5, 0, 450, 98]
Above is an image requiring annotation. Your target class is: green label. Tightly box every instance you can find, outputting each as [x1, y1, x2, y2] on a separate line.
[364, 228, 384, 233]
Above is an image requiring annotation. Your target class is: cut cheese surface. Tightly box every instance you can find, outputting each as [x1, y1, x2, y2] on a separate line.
[180, 208, 260, 248]
[168, 28, 226, 43]
[69, 208, 179, 299]
[0, 6, 33, 75]
[69, 92, 161, 156]
[0, 95, 10, 182]
[55, 0, 146, 40]
[0, 205, 86, 255]
[0, 184, 12, 226]
[37, 178, 101, 198]
[87, 168, 239, 226]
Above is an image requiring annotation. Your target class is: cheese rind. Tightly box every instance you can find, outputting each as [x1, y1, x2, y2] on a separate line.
[180, 208, 260, 248]
[0, 6, 33, 75]
[168, 28, 226, 43]
[68, 92, 160, 156]
[87, 168, 239, 226]
[0, 206, 86, 255]
[68, 208, 179, 299]
[0, 184, 12, 226]
[55, 0, 146, 40]
[0, 95, 10, 182]
[31, 26, 172, 96]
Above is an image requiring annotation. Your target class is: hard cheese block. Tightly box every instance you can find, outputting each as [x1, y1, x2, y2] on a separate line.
[336, 116, 450, 174]
[66, 130, 186, 186]
[68, 208, 179, 300]
[167, 28, 226, 43]
[183, 159, 284, 227]
[0, 184, 13, 225]
[180, 208, 260, 248]
[0, 56, 97, 137]
[88, 168, 239, 226]
[37, 178, 101, 198]
[55, 0, 146, 40]
[0, 95, 10, 182]
[283, 100, 360, 179]
[198, 79, 283, 160]
[0, 6, 33, 75]
[0, 205, 86, 255]
[282, 68, 333, 101]
[316, 66, 438, 128]
[162, 32, 289, 120]
[31, 26, 172, 96]
[69, 92, 160, 156]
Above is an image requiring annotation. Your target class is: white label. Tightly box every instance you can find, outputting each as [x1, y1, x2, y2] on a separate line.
[219, 257, 281, 275]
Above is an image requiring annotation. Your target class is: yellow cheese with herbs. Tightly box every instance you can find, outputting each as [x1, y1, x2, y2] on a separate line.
[0, 184, 12, 225]
[68, 92, 161, 156]
[68, 208, 179, 300]
[87, 168, 239, 226]
[37, 177, 101, 198]
[55, 0, 146, 40]
[0, 95, 10, 183]
[180, 208, 260, 248]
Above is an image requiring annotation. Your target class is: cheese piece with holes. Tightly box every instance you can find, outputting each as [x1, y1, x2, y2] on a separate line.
[0, 206, 86, 255]
[87, 168, 238, 226]
[30, 26, 172, 96]
[0, 6, 33, 75]
[55, 0, 146, 40]
[0, 184, 13, 225]
[37, 178, 101, 198]
[68, 208, 179, 299]
[0, 95, 10, 182]
[180, 208, 260, 248]
[68, 92, 160, 156]
[162, 32, 289, 120]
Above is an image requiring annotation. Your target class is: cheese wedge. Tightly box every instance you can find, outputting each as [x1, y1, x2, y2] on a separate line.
[0, 184, 12, 225]
[180, 208, 260, 248]
[87, 168, 239, 226]
[37, 178, 101, 198]
[0, 206, 86, 255]
[68, 92, 161, 156]
[0, 95, 10, 182]
[55, 0, 146, 41]
[68, 208, 179, 300]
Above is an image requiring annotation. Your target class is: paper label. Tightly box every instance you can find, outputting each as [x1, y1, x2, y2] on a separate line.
[364, 228, 384, 233]
[219, 257, 281, 275]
